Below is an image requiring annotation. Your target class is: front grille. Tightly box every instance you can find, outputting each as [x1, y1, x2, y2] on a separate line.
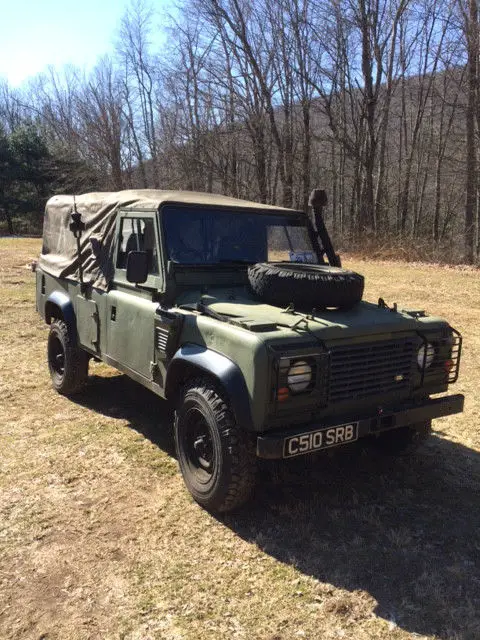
[328, 338, 416, 403]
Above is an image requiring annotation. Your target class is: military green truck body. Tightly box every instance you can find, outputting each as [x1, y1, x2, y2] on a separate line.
[36, 189, 464, 511]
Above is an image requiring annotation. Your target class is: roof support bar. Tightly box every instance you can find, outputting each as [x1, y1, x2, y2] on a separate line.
[308, 189, 341, 267]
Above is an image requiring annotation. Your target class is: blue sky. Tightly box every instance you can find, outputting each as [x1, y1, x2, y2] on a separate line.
[0, 0, 156, 87]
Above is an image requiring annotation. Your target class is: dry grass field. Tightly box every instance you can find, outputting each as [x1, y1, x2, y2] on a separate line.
[0, 237, 479, 640]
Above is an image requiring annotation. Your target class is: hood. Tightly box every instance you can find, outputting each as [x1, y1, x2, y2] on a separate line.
[182, 289, 448, 342]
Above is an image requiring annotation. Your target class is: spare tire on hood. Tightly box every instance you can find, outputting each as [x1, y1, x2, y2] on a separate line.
[248, 262, 364, 310]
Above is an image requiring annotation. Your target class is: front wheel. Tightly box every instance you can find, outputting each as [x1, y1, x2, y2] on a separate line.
[174, 378, 257, 513]
[47, 319, 88, 395]
[371, 421, 432, 456]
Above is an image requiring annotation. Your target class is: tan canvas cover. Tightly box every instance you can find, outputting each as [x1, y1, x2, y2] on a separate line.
[39, 189, 292, 291]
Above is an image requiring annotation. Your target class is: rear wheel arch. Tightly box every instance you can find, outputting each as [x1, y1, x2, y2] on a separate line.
[45, 291, 77, 345]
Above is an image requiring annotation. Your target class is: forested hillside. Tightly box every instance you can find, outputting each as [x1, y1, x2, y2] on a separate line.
[1, 0, 479, 264]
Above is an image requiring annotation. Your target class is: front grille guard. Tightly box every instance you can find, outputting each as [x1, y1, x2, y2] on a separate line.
[272, 339, 415, 410]
[449, 328, 463, 383]
[271, 329, 462, 413]
[417, 327, 462, 386]
[270, 351, 328, 412]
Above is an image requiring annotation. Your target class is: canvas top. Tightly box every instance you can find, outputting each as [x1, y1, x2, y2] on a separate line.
[39, 189, 296, 291]
[46, 189, 294, 216]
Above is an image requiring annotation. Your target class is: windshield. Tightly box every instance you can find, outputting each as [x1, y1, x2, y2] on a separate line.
[162, 206, 319, 265]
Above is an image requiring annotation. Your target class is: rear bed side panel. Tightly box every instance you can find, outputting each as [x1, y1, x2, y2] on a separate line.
[37, 269, 108, 356]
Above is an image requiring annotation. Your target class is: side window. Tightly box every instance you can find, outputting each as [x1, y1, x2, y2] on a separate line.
[117, 218, 159, 275]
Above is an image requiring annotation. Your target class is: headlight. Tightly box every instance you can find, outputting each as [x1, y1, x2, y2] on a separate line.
[417, 343, 435, 369]
[287, 360, 312, 392]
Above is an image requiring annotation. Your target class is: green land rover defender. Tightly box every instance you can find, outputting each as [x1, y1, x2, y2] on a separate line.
[36, 189, 464, 512]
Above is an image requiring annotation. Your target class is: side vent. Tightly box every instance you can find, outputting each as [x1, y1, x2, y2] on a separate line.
[154, 309, 184, 360]
[156, 327, 169, 353]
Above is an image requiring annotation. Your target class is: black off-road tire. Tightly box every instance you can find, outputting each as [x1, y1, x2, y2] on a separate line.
[174, 378, 257, 513]
[248, 262, 364, 310]
[47, 319, 88, 395]
[371, 421, 432, 456]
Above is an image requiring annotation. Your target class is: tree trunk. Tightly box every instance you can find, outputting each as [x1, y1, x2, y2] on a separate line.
[301, 103, 310, 213]
[4, 201, 14, 235]
[358, 0, 377, 233]
[464, 0, 478, 263]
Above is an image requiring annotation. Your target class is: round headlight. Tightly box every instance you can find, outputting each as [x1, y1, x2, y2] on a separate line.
[287, 360, 312, 392]
[417, 343, 435, 369]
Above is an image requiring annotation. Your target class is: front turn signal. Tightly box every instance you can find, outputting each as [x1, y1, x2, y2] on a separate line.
[277, 386, 290, 402]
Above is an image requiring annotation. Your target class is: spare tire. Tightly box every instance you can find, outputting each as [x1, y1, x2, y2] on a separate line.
[248, 262, 364, 310]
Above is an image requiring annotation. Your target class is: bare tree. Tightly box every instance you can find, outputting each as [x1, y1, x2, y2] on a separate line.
[457, 0, 479, 262]
[117, 0, 160, 187]
[75, 59, 126, 189]
[2, 0, 479, 262]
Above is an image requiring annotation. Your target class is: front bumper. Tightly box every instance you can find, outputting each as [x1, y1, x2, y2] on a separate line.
[256, 393, 464, 459]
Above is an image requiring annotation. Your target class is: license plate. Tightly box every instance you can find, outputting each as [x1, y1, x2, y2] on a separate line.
[283, 422, 359, 458]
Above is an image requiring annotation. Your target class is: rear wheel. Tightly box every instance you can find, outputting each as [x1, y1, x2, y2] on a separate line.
[174, 378, 257, 512]
[371, 421, 432, 455]
[47, 319, 88, 395]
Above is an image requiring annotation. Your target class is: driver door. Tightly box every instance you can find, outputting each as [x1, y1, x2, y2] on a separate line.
[106, 212, 162, 380]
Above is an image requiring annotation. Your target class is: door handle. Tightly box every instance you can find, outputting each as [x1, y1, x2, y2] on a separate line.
[111, 306, 116, 321]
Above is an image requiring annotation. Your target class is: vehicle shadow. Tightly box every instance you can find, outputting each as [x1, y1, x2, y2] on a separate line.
[225, 441, 480, 639]
[75, 372, 479, 639]
[76, 370, 177, 458]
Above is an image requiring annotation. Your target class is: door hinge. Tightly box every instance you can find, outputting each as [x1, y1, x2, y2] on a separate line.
[150, 361, 159, 379]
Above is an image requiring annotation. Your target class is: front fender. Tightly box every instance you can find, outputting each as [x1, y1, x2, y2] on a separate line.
[165, 344, 254, 431]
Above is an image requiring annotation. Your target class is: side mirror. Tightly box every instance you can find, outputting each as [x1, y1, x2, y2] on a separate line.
[126, 251, 148, 284]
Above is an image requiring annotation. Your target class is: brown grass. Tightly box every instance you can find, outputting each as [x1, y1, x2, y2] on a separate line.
[0, 237, 479, 640]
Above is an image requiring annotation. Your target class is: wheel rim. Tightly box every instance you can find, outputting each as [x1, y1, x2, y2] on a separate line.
[182, 407, 216, 486]
[49, 335, 65, 377]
